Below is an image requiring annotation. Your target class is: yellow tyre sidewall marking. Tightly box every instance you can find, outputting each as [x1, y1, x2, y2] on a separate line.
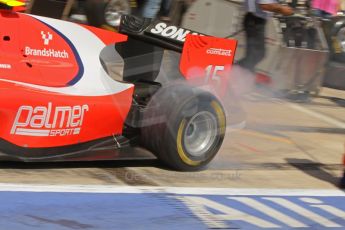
[177, 119, 201, 166]
[211, 100, 226, 135]
[176, 100, 225, 167]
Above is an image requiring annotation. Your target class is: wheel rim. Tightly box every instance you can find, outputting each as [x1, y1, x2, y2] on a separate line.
[183, 111, 218, 157]
[104, 0, 130, 27]
[337, 27, 345, 52]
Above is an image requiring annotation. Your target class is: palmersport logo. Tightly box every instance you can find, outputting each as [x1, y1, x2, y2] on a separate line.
[41, 31, 53, 45]
[11, 103, 89, 137]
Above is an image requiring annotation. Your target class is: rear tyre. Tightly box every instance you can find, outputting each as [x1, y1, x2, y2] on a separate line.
[141, 85, 226, 171]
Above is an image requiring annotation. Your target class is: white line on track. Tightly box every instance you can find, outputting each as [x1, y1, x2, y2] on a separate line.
[0, 183, 343, 196]
[287, 103, 345, 129]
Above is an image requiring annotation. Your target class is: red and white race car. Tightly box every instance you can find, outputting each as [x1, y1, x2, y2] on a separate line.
[0, 7, 239, 171]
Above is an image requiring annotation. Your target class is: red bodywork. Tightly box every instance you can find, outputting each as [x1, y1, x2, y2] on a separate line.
[180, 34, 237, 98]
[0, 10, 134, 148]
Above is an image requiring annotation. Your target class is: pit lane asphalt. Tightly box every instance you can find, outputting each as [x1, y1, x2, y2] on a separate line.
[0, 87, 343, 189]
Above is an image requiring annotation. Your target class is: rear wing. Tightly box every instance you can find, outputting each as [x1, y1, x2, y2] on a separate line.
[119, 15, 237, 90]
[119, 15, 204, 52]
[119, 15, 237, 66]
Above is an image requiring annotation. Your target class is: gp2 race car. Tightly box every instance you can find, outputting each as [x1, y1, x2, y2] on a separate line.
[0, 7, 238, 171]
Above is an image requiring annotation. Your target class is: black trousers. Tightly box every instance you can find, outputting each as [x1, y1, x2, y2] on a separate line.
[238, 13, 267, 72]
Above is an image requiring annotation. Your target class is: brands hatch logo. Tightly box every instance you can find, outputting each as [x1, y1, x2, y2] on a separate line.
[11, 103, 89, 137]
[149, 22, 203, 42]
[41, 31, 53, 45]
[23, 31, 69, 59]
[206, 48, 232, 56]
[24, 47, 69, 59]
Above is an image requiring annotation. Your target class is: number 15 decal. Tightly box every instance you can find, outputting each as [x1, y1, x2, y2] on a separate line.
[205, 65, 225, 86]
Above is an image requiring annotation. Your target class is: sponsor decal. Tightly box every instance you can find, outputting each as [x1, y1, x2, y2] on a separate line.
[149, 22, 202, 42]
[11, 103, 89, 137]
[206, 48, 232, 56]
[23, 31, 69, 59]
[0, 64, 11, 69]
[24, 47, 69, 59]
[41, 31, 53, 45]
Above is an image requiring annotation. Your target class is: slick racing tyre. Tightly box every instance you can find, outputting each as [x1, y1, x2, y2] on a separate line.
[141, 85, 226, 171]
[85, 0, 130, 29]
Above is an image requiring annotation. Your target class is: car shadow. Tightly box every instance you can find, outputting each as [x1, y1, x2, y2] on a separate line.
[285, 158, 343, 188]
[317, 95, 345, 107]
[0, 159, 165, 170]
